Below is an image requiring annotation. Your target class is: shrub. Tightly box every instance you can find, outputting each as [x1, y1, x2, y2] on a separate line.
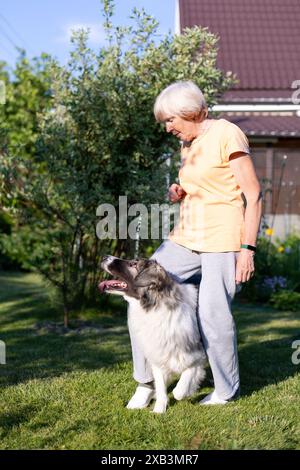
[270, 290, 300, 312]
[238, 234, 300, 303]
[273, 234, 300, 291]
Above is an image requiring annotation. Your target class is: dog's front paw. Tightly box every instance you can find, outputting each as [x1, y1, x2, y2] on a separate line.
[152, 400, 168, 414]
[126, 385, 155, 409]
[172, 385, 188, 401]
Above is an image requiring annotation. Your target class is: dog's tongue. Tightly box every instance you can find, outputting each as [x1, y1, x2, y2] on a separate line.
[98, 280, 127, 292]
[98, 280, 109, 292]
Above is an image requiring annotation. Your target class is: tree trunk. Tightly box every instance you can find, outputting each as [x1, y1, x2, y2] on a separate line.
[63, 303, 69, 329]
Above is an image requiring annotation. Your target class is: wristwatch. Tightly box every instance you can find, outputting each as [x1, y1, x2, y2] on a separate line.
[240, 244, 256, 253]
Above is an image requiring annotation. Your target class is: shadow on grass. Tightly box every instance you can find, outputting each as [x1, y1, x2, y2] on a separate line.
[0, 324, 132, 388]
[234, 303, 300, 397]
[0, 405, 36, 440]
[0, 271, 131, 388]
[238, 336, 300, 396]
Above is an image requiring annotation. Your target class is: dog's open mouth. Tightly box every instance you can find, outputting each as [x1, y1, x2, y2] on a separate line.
[98, 279, 128, 293]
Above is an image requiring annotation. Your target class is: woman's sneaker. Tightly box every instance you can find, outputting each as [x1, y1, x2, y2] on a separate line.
[126, 384, 155, 409]
[199, 390, 229, 405]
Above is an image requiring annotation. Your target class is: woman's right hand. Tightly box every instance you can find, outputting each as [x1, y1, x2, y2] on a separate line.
[168, 184, 186, 203]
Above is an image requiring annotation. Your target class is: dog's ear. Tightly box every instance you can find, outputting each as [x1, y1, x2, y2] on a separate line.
[134, 272, 156, 289]
[135, 265, 169, 291]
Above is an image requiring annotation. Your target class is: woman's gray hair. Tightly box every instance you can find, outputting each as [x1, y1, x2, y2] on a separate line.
[154, 80, 208, 122]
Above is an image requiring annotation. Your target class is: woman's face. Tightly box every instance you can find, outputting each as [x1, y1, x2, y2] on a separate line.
[164, 115, 197, 142]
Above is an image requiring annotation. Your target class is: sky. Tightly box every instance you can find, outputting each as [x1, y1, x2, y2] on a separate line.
[0, 0, 176, 68]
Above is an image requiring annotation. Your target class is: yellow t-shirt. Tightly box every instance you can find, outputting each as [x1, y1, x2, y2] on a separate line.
[168, 118, 250, 252]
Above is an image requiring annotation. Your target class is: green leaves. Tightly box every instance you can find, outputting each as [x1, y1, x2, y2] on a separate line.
[0, 1, 234, 318]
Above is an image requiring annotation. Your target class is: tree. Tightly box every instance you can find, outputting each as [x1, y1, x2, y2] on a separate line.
[0, 54, 52, 267]
[0, 0, 234, 326]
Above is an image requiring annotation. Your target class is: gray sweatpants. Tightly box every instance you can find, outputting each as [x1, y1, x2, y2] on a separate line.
[128, 239, 240, 400]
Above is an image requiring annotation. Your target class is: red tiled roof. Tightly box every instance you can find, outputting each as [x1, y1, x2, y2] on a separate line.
[222, 90, 294, 103]
[224, 115, 300, 137]
[179, 0, 300, 94]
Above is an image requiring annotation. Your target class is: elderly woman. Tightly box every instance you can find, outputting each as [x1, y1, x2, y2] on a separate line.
[127, 80, 262, 408]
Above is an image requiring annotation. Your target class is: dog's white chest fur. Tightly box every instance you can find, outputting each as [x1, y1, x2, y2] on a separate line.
[126, 284, 205, 375]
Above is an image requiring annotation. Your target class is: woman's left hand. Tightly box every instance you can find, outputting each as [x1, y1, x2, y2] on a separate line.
[235, 249, 255, 284]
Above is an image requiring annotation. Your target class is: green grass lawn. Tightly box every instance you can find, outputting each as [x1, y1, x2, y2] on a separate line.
[0, 271, 299, 450]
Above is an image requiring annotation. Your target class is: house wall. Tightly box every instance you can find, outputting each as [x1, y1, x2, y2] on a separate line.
[250, 139, 300, 239]
[262, 214, 300, 240]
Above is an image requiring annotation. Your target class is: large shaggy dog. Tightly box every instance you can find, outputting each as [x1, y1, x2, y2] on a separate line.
[99, 256, 206, 413]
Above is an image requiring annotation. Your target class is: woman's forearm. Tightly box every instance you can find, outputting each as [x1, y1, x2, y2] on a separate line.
[242, 194, 262, 246]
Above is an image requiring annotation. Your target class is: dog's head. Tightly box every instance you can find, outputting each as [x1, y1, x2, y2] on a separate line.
[99, 256, 175, 310]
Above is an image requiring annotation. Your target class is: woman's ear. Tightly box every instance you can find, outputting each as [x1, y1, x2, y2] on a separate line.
[192, 110, 207, 122]
[202, 108, 208, 119]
